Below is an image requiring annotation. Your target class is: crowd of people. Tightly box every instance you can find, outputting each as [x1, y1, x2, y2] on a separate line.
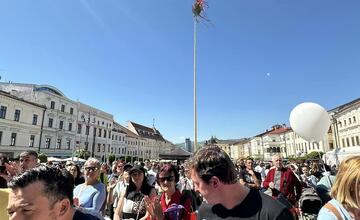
[0, 147, 360, 220]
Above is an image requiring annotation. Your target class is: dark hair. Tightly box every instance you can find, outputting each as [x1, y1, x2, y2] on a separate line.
[157, 164, 180, 183]
[8, 166, 74, 208]
[0, 153, 9, 165]
[126, 171, 153, 197]
[186, 145, 238, 184]
[72, 165, 84, 186]
[20, 150, 38, 158]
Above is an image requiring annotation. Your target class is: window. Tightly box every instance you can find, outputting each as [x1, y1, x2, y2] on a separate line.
[108, 144, 110, 152]
[0, 106, 7, 119]
[351, 137, 355, 146]
[48, 118, 53, 128]
[109, 131, 111, 139]
[103, 144, 105, 152]
[349, 118, 352, 125]
[45, 138, 51, 148]
[59, 121, 64, 130]
[32, 114, 38, 125]
[61, 104, 65, 112]
[70, 107, 74, 115]
[93, 128, 97, 137]
[0, 131, 2, 145]
[77, 124, 82, 134]
[68, 123, 72, 131]
[97, 144, 101, 152]
[342, 139, 345, 147]
[67, 140, 71, 150]
[56, 138, 61, 149]
[347, 138, 350, 147]
[354, 116, 357, 123]
[14, 109, 21, 121]
[85, 126, 89, 135]
[85, 142, 88, 151]
[50, 101, 55, 109]
[356, 136, 360, 146]
[104, 130, 107, 138]
[344, 120, 347, 126]
[98, 128, 102, 137]
[11, 133, 17, 146]
[29, 135, 35, 147]
[338, 121, 342, 128]
[112, 134, 114, 140]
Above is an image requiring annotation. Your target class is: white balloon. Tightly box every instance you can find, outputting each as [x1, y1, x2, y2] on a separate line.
[289, 102, 331, 142]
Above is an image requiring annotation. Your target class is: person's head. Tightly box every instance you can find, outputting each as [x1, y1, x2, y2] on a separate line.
[83, 158, 101, 184]
[245, 158, 254, 170]
[0, 153, 9, 165]
[101, 163, 109, 173]
[186, 145, 238, 204]
[129, 165, 146, 186]
[68, 165, 79, 179]
[331, 156, 360, 211]
[19, 150, 38, 171]
[156, 164, 179, 193]
[116, 161, 125, 174]
[272, 154, 283, 169]
[7, 166, 74, 220]
[301, 166, 309, 176]
[65, 161, 75, 172]
[123, 170, 130, 183]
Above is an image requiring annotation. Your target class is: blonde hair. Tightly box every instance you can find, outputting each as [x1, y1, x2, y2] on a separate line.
[85, 157, 101, 168]
[331, 155, 360, 210]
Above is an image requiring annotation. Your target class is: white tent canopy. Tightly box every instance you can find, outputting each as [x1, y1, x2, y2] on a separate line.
[323, 146, 360, 166]
[62, 157, 86, 162]
[47, 157, 63, 162]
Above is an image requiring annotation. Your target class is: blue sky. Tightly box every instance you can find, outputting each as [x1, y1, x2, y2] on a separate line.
[1, 0, 360, 144]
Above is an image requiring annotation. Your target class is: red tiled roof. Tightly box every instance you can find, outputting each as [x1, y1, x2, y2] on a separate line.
[268, 127, 291, 135]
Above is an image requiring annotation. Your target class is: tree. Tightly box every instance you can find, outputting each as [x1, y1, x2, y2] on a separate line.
[38, 153, 48, 163]
[108, 154, 115, 165]
[74, 149, 90, 159]
[306, 151, 324, 160]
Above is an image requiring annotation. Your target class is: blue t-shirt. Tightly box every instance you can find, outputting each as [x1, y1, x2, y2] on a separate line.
[73, 182, 106, 213]
[318, 199, 353, 220]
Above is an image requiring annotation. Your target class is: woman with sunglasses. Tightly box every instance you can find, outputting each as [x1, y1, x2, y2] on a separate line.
[114, 165, 156, 220]
[144, 164, 192, 220]
[73, 158, 106, 213]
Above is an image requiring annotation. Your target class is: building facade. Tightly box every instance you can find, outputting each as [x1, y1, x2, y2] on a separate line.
[0, 83, 78, 158]
[0, 91, 46, 158]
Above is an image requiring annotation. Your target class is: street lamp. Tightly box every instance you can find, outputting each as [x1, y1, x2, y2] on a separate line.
[81, 111, 97, 158]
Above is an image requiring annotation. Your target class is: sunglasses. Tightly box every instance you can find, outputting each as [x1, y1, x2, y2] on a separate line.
[84, 167, 98, 172]
[158, 176, 175, 183]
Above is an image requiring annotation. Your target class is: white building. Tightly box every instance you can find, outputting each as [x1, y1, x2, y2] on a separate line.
[76, 102, 113, 162]
[329, 98, 360, 149]
[0, 90, 46, 158]
[0, 83, 78, 158]
[111, 122, 127, 159]
[127, 121, 173, 160]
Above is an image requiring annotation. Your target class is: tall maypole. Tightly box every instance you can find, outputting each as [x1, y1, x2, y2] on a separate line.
[192, 0, 208, 151]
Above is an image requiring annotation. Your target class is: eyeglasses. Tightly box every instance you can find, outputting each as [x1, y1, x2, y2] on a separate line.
[84, 167, 98, 172]
[158, 176, 175, 183]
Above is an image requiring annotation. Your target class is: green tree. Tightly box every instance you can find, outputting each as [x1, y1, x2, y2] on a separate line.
[306, 151, 324, 160]
[108, 154, 115, 165]
[74, 149, 90, 159]
[38, 153, 48, 163]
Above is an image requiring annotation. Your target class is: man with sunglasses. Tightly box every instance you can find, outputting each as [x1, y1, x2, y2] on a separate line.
[187, 145, 294, 220]
[73, 158, 106, 213]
